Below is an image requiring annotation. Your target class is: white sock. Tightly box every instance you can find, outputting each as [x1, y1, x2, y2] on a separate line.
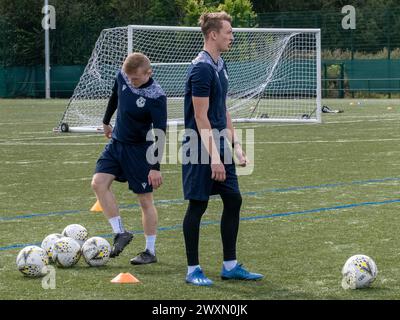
[108, 216, 125, 234]
[188, 265, 200, 275]
[223, 260, 238, 271]
[145, 234, 156, 255]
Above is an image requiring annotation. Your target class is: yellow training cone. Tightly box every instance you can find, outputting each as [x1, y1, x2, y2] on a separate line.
[90, 200, 103, 212]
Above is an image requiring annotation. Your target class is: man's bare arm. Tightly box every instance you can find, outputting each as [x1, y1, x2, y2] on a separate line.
[193, 96, 226, 181]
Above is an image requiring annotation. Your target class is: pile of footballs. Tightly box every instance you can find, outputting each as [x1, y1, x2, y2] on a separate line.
[16, 224, 111, 277]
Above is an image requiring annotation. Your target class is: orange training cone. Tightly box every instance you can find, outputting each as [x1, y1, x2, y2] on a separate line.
[110, 273, 140, 284]
[90, 199, 103, 212]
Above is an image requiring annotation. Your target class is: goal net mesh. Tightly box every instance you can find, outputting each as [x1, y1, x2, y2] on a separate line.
[56, 26, 320, 131]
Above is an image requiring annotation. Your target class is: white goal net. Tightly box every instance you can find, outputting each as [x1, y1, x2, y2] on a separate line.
[56, 25, 321, 132]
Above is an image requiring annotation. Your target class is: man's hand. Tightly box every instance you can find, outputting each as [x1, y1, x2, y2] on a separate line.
[234, 143, 249, 167]
[211, 156, 226, 182]
[148, 170, 163, 189]
[103, 124, 113, 139]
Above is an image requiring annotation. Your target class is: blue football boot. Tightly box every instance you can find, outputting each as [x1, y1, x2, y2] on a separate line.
[221, 263, 264, 280]
[186, 267, 214, 286]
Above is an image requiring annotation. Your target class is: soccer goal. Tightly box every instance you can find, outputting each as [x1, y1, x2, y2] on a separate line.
[55, 25, 321, 133]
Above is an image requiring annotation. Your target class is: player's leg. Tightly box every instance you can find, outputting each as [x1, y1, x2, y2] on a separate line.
[219, 192, 263, 280]
[120, 142, 158, 264]
[211, 158, 263, 281]
[182, 162, 214, 285]
[183, 199, 208, 267]
[130, 192, 158, 265]
[220, 192, 241, 267]
[209, 163, 241, 269]
[183, 199, 214, 286]
[92, 140, 134, 257]
[91, 172, 133, 257]
[91, 173, 119, 220]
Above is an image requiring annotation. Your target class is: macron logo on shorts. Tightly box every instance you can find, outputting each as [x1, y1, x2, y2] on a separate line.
[142, 182, 147, 189]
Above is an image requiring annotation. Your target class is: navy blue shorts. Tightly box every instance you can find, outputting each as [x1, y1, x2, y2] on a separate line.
[182, 147, 240, 201]
[95, 139, 153, 194]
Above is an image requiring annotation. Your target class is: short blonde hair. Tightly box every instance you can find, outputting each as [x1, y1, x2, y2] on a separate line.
[199, 11, 232, 38]
[123, 52, 151, 74]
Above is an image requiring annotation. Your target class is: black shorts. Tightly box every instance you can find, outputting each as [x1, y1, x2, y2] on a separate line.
[182, 146, 240, 201]
[95, 139, 153, 194]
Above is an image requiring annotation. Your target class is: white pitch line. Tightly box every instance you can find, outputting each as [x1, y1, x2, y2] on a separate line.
[1, 160, 47, 165]
[0, 122, 53, 125]
[256, 138, 400, 145]
[0, 142, 104, 146]
[64, 177, 92, 182]
[2, 137, 400, 146]
[325, 118, 400, 124]
[2, 134, 102, 142]
[62, 161, 90, 164]
[19, 132, 53, 135]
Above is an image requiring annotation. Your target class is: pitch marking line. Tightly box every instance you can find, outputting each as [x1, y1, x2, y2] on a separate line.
[1, 198, 399, 252]
[1, 177, 399, 222]
[2, 137, 399, 146]
[257, 138, 400, 144]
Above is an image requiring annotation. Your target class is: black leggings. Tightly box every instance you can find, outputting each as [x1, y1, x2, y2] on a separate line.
[182, 193, 242, 266]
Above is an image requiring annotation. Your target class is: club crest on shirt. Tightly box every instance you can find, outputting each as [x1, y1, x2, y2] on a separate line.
[136, 97, 146, 108]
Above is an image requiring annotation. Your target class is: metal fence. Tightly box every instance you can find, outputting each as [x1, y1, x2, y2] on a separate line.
[257, 8, 400, 58]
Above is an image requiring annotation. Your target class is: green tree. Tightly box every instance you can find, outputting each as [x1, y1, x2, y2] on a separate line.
[109, 0, 149, 25]
[182, 0, 257, 27]
[218, 0, 257, 27]
[144, 0, 183, 25]
[182, 0, 217, 26]
[0, 0, 43, 66]
[251, 0, 400, 13]
[51, 0, 117, 64]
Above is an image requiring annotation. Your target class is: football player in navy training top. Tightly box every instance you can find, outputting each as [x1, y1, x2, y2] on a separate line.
[182, 12, 264, 286]
[91, 53, 167, 265]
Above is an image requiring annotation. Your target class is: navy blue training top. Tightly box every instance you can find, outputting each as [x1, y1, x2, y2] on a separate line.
[184, 50, 228, 133]
[103, 70, 167, 170]
[104, 70, 167, 144]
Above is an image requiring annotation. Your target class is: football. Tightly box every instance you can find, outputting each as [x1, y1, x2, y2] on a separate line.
[81, 236, 111, 267]
[52, 237, 81, 267]
[341, 254, 378, 289]
[41, 233, 64, 261]
[62, 224, 88, 247]
[16, 245, 49, 277]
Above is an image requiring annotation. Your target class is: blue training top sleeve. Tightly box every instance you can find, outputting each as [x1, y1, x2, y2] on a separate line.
[150, 95, 167, 133]
[103, 79, 118, 125]
[149, 95, 167, 171]
[191, 63, 214, 97]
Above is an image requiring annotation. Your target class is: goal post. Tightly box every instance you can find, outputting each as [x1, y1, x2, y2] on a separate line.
[55, 25, 321, 133]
